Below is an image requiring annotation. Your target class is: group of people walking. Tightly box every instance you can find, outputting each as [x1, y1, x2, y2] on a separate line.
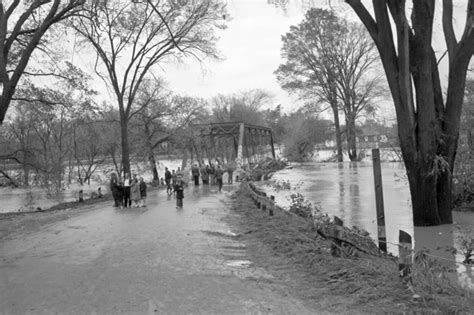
[109, 172, 147, 209]
[191, 161, 237, 192]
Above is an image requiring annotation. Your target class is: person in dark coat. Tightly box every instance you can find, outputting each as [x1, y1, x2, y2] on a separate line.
[191, 164, 200, 186]
[200, 164, 209, 185]
[109, 173, 120, 206]
[227, 160, 237, 184]
[174, 175, 184, 208]
[139, 177, 147, 207]
[171, 170, 177, 195]
[215, 165, 224, 192]
[116, 181, 124, 209]
[164, 167, 172, 195]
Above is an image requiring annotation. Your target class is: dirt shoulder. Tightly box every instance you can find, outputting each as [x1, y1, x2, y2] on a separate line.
[223, 190, 474, 314]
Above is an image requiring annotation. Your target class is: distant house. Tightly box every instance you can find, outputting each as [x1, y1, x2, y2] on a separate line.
[356, 134, 390, 149]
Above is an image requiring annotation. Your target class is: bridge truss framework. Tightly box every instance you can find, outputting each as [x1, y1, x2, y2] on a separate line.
[191, 122, 276, 166]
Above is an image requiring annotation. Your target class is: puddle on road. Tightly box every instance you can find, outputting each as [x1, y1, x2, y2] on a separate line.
[201, 230, 240, 239]
[226, 260, 252, 267]
[221, 245, 246, 250]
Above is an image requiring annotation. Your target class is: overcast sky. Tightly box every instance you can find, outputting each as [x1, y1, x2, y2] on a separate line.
[158, 0, 470, 118]
[74, 0, 469, 120]
[160, 0, 306, 112]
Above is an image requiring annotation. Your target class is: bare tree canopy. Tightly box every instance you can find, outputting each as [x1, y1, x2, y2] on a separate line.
[211, 89, 273, 125]
[0, 0, 86, 125]
[276, 8, 382, 161]
[71, 0, 227, 173]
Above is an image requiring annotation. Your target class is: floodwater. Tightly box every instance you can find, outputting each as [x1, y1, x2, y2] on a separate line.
[0, 158, 185, 214]
[1, 160, 473, 288]
[0, 184, 104, 213]
[259, 162, 412, 251]
[257, 161, 474, 288]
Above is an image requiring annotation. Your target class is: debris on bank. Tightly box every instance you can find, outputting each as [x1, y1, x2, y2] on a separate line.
[239, 158, 288, 181]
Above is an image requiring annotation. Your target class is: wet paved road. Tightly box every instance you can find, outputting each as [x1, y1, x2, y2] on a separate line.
[1, 185, 315, 314]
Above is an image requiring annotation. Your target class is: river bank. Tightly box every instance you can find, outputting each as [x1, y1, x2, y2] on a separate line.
[224, 189, 474, 313]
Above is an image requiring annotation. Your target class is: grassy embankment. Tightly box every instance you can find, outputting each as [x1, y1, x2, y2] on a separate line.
[225, 188, 474, 313]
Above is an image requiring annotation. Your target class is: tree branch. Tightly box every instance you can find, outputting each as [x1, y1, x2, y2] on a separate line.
[443, 0, 457, 61]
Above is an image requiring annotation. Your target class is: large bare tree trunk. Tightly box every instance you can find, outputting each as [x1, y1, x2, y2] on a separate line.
[331, 101, 343, 162]
[405, 157, 453, 225]
[148, 152, 159, 183]
[346, 115, 357, 161]
[120, 118, 131, 175]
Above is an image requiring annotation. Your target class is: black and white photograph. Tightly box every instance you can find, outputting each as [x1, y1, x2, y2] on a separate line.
[0, 0, 473, 313]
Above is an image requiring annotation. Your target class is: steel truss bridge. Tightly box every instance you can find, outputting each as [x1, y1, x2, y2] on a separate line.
[190, 122, 275, 166]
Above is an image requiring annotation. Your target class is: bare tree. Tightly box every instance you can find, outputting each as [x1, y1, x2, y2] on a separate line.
[276, 8, 381, 161]
[71, 0, 226, 174]
[0, 0, 85, 125]
[211, 89, 272, 125]
[332, 23, 382, 161]
[282, 110, 334, 161]
[275, 9, 345, 161]
[131, 78, 208, 182]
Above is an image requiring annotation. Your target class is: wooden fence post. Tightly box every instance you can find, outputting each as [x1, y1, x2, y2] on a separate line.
[372, 148, 387, 252]
[331, 216, 344, 257]
[269, 195, 275, 216]
[256, 190, 261, 209]
[399, 230, 412, 279]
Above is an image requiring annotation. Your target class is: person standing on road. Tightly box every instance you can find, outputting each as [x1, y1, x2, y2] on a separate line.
[130, 174, 141, 208]
[171, 170, 177, 196]
[174, 175, 184, 208]
[139, 177, 147, 207]
[109, 173, 120, 207]
[201, 164, 209, 185]
[164, 167, 172, 195]
[123, 172, 132, 207]
[191, 164, 200, 186]
[116, 181, 124, 209]
[227, 160, 237, 184]
[215, 165, 224, 192]
[208, 163, 215, 185]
